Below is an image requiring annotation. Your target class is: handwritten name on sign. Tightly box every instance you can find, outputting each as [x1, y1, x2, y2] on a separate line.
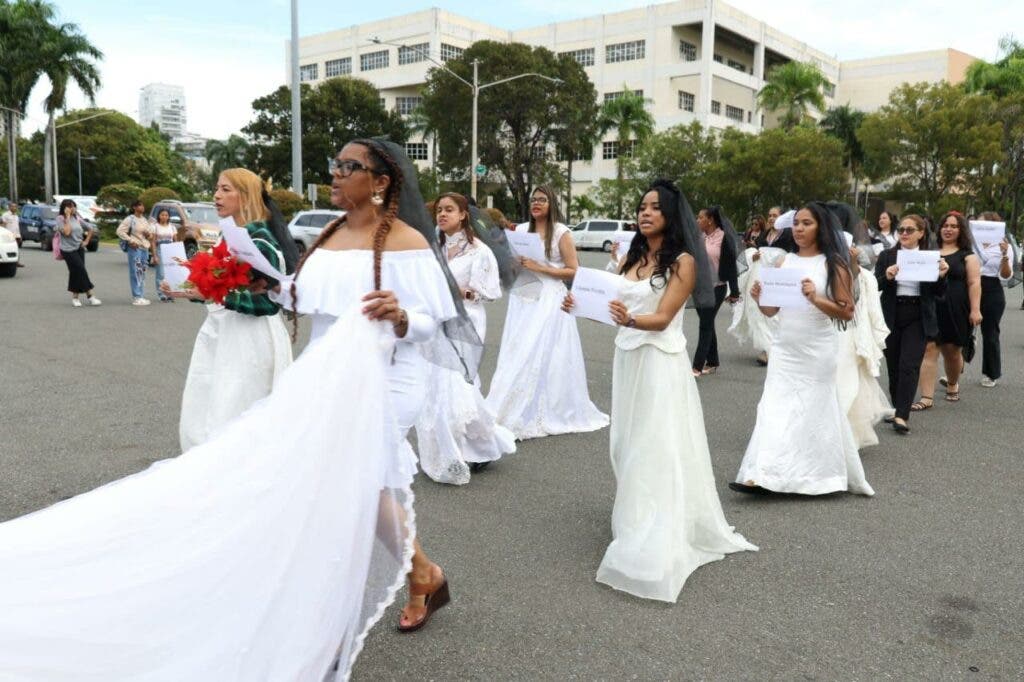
[758, 266, 809, 308]
[896, 249, 940, 282]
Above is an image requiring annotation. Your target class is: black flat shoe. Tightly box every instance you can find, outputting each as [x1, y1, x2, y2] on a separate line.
[468, 462, 491, 473]
[892, 421, 910, 434]
[883, 416, 896, 424]
[729, 481, 770, 495]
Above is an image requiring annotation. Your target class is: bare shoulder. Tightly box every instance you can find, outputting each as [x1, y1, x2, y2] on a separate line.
[673, 251, 695, 274]
[383, 219, 430, 251]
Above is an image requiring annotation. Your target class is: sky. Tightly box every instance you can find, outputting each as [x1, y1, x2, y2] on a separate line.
[26, 0, 1023, 141]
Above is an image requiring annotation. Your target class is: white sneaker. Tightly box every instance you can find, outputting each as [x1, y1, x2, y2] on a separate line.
[89, 297, 102, 306]
[72, 298, 83, 307]
[132, 297, 150, 306]
[980, 376, 997, 388]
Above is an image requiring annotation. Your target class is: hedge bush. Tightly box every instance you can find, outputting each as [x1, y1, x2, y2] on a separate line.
[139, 187, 180, 211]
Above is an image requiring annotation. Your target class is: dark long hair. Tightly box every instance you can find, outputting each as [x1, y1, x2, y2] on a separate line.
[800, 201, 853, 303]
[58, 198, 77, 218]
[621, 180, 693, 290]
[527, 185, 563, 259]
[937, 211, 973, 251]
[261, 190, 300, 275]
[286, 139, 404, 341]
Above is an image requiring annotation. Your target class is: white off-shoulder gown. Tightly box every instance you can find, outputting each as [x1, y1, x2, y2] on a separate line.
[735, 253, 874, 496]
[485, 222, 609, 440]
[597, 275, 756, 603]
[415, 236, 516, 485]
[0, 248, 456, 681]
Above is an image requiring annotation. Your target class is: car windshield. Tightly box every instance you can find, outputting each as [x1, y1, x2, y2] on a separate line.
[186, 206, 219, 224]
[40, 208, 57, 219]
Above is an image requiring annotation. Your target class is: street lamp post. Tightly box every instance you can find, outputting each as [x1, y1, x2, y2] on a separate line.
[289, 0, 302, 195]
[53, 109, 122, 197]
[370, 38, 562, 200]
[76, 149, 96, 195]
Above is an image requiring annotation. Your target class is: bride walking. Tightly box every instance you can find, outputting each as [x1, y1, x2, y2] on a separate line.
[564, 180, 755, 603]
[732, 202, 874, 497]
[486, 186, 608, 439]
[0, 139, 468, 680]
[415, 193, 516, 484]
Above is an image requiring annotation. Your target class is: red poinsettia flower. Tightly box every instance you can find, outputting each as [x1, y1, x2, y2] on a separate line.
[182, 243, 253, 304]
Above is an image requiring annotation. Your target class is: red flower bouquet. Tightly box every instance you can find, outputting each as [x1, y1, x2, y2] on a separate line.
[183, 241, 253, 304]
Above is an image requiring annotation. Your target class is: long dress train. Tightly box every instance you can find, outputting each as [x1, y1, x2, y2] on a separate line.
[735, 254, 874, 496]
[486, 222, 608, 440]
[728, 247, 785, 353]
[597, 276, 756, 603]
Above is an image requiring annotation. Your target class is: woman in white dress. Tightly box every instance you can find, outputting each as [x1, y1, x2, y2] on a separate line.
[415, 193, 515, 485]
[165, 168, 298, 452]
[732, 202, 874, 496]
[486, 185, 608, 439]
[728, 244, 786, 364]
[0, 140, 463, 679]
[564, 180, 755, 603]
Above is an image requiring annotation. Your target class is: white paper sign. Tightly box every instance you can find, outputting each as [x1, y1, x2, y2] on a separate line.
[159, 242, 190, 292]
[219, 218, 287, 281]
[969, 220, 1006, 247]
[759, 267, 809, 308]
[505, 229, 546, 262]
[896, 249, 940, 282]
[570, 267, 622, 326]
[611, 231, 636, 248]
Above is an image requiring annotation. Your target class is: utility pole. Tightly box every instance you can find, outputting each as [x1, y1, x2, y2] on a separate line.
[290, 0, 302, 195]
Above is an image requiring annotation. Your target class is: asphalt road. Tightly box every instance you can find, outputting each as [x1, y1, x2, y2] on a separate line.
[2, 244, 1022, 680]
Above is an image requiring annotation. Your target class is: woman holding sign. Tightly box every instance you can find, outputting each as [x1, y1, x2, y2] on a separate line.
[164, 168, 299, 451]
[874, 214, 949, 433]
[974, 212, 1013, 388]
[486, 186, 608, 439]
[563, 180, 755, 602]
[732, 202, 874, 496]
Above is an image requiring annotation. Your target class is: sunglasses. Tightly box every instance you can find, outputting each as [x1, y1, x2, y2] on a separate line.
[897, 227, 920, 235]
[330, 158, 376, 177]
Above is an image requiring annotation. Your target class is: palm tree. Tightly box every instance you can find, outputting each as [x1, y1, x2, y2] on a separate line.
[39, 19, 102, 202]
[405, 107, 438, 195]
[757, 61, 828, 130]
[820, 104, 866, 204]
[0, 0, 59, 200]
[205, 134, 250, 178]
[597, 88, 655, 217]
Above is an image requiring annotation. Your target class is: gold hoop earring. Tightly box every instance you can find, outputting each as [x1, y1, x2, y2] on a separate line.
[371, 191, 384, 206]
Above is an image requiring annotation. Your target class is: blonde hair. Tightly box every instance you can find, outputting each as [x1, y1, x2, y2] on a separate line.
[219, 168, 269, 225]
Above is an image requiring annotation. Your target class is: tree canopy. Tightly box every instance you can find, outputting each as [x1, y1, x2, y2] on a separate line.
[757, 61, 828, 130]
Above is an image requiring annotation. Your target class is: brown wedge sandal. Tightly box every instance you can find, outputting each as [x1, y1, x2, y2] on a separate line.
[945, 384, 960, 402]
[397, 565, 450, 633]
[910, 396, 933, 412]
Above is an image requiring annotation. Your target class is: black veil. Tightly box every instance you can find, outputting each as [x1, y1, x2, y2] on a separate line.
[363, 138, 483, 382]
[261, 191, 300, 275]
[622, 180, 715, 309]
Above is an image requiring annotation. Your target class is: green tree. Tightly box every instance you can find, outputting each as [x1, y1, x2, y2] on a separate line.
[243, 77, 406, 187]
[820, 104, 866, 204]
[757, 61, 828, 130]
[406, 106, 439, 197]
[859, 82, 1003, 212]
[420, 40, 597, 217]
[97, 182, 143, 212]
[204, 134, 250, 179]
[964, 35, 1024, 232]
[268, 188, 304, 220]
[551, 54, 601, 223]
[706, 126, 848, 222]
[138, 186, 178, 210]
[52, 108, 178, 194]
[597, 88, 655, 217]
[629, 121, 719, 209]
[37, 15, 101, 202]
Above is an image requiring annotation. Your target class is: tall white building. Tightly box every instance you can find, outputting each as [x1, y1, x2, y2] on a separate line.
[138, 83, 187, 141]
[291, 1, 977, 199]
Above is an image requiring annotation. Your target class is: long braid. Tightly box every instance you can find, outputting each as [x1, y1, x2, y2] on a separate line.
[362, 141, 404, 290]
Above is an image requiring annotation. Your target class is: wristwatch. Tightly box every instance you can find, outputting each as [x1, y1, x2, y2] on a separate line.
[625, 315, 637, 328]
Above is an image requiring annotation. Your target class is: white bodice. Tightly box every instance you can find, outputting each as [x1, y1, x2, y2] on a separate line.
[614, 277, 687, 354]
[444, 233, 502, 340]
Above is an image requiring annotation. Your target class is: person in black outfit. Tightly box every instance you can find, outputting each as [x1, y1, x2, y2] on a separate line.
[875, 214, 949, 433]
[916, 212, 981, 406]
[743, 214, 766, 248]
[692, 206, 740, 375]
[975, 211, 1013, 387]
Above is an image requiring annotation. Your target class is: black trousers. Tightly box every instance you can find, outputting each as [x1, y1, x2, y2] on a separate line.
[884, 299, 928, 420]
[693, 284, 727, 371]
[980, 277, 1005, 380]
[63, 247, 94, 294]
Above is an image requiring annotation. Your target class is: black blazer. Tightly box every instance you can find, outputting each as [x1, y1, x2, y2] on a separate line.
[874, 247, 947, 338]
[717, 230, 740, 297]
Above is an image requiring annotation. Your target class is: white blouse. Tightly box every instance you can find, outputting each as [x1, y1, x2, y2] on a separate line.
[444, 231, 502, 340]
[976, 242, 1012, 281]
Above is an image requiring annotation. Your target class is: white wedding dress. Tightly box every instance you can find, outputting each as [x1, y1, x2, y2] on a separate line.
[0, 249, 456, 681]
[486, 223, 609, 440]
[836, 269, 894, 449]
[728, 247, 784, 353]
[597, 274, 756, 603]
[415, 234, 516, 485]
[735, 254, 874, 496]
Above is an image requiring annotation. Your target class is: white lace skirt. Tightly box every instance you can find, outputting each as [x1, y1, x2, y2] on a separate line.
[0, 308, 413, 680]
[597, 343, 756, 602]
[179, 305, 293, 452]
[485, 278, 608, 440]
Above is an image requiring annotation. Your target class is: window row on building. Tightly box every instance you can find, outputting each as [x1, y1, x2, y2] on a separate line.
[603, 89, 643, 103]
[300, 43, 464, 82]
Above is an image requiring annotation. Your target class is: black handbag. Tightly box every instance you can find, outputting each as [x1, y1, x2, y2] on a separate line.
[962, 327, 977, 363]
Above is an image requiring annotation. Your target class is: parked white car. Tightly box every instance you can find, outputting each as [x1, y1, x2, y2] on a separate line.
[0, 227, 19, 277]
[571, 219, 634, 252]
[288, 210, 345, 253]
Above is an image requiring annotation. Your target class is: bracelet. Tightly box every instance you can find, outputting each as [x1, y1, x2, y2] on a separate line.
[393, 308, 408, 329]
